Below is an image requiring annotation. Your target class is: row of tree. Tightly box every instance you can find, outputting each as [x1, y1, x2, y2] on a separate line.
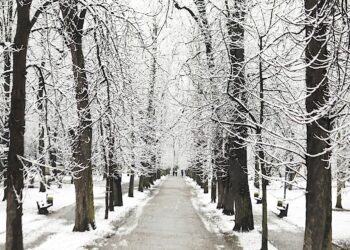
[172, 0, 349, 250]
[1, 0, 350, 250]
[0, 1, 173, 249]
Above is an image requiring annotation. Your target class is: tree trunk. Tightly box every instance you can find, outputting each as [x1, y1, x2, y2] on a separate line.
[231, 155, 254, 231]
[38, 126, 46, 192]
[50, 132, 59, 188]
[109, 174, 114, 211]
[217, 174, 225, 209]
[6, 2, 32, 249]
[203, 175, 208, 193]
[223, 169, 234, 215]
[260, 149, 268, 249]
[303, 0, 332, 248]
[2, 48, 11, 200]
[2, 0, 13, 202]
[113, 174, 123, 206]
[138, 175, 144, 192]
[336, 176, 343, 209]
[100, 123, 109, 219]
[336, 168, 344, 209]
[258, 35, 267, 248]
[254, 154, 260, 189]
[37, 69, 46, 193]
[211, 175, 217, 203]
[60, 1, 95, 231]
[225, 0, 254, 232]
[129, 169, 135, 198]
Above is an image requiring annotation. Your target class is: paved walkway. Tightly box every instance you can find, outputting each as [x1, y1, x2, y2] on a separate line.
[97, 176, 241, 250]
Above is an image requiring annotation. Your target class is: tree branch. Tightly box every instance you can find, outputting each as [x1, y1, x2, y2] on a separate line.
[77, 8, 87, 32]
[226, 91, 258, 125]
[173, 1, 200, 24]
[30, 0, 58, 29]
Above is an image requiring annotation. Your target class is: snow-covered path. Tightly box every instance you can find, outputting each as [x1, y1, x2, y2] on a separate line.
[0, 180, 138, 250]
[94, 176, 241, 250]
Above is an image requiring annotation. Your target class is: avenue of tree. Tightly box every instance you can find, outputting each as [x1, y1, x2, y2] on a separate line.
[0, 0, 349, 250]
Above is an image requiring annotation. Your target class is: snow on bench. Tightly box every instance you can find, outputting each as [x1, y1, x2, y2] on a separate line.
[276, 202, 289, 218]
[36, 195, 54, 215]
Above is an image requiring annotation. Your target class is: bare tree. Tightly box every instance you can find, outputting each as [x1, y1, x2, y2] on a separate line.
[303, 0, 332, 248]
[0, 0, 13, 202]
[6, 0, 55, 248]
[60, 0, 95, 231]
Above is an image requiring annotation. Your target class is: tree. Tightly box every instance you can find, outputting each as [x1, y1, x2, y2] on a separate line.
[60, 0, 95, 231]
[224, 0, 254, 231]
[36, 62, 47, 193]
[6, 0, 54, 248]
[303, 0, 332, 248]
[0, 0, 13, 202]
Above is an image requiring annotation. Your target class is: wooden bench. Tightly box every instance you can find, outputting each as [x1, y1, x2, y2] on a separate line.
[36, 201, 53, 215]
[254, 196, 262, 204]
[36, 195, 54, 215]
[276, 203, 289, 218]
[254, 192, 262, 204]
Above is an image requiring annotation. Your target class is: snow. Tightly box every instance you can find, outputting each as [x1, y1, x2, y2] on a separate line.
[0, 175, 165, 250]
[2, 175, 348, 249]
[250, 179, 350, 246]
[185, 177, 279, 250]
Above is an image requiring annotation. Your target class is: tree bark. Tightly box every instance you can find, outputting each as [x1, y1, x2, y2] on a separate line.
[37, 65, 46, 193]
[231, 156, 254, 231]
[108, 166, 114, 212]
[129, 112, 136, 197]
[254, 155, 260, 189]
[203, 175, 208, 193]
[128, 169, 135, 197]
[60, 1, 95, 231]
[211, 174, 217, 203]
[303, 0, 332, 248]
[1, 0, 13, 202]
[113, 174, 123, 206]
[138, 175, 144, 192]
[336, 167, 344, 209]
[99, 123, 109, 219]
[222, 175, 234, 215]
[6, 1, 32, 249]
[2, 48, 11, 201]
[217, 174, 225, 209]
[223, 160, 234, 215]
[225, 0, 254, 231]
[258, 35, 268, 248]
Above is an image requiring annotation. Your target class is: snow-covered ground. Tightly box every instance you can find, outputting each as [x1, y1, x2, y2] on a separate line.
[251, 179, 350, 248]
[185, 177, 278, 250]
[0, 174, 166, 250]
[185, 177, 350, 250]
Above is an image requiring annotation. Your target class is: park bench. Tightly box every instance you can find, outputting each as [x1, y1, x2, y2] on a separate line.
[276, 200, 289, 218]
[36, 195, 53, 215]
[254, 192, 262, 204]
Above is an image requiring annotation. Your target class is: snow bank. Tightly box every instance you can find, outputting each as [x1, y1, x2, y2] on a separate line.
[250, 180, 350, 246]
[0, 176, 165, 250]
[185, 177, 278, 250]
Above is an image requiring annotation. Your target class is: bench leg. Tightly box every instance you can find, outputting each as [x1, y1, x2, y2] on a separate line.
[38, 207, 49, 215]
[278, 209, 287, 218]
